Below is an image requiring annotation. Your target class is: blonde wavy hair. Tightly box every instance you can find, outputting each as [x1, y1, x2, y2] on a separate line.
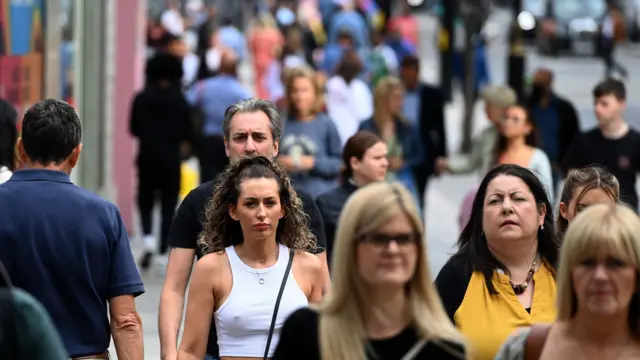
[317, 182, 466, 360]
[253, 12, 277, 30]
[373, 76, 407, 130]
[284, 66, 325, 118]
[557, 203, 640, 336]
[197, 156, 316, 254]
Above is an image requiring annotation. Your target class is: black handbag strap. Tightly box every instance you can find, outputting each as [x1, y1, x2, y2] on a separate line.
[263, 248, 295, 359]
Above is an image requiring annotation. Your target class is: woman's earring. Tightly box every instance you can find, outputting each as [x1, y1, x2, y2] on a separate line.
[540, 224, 544, 230]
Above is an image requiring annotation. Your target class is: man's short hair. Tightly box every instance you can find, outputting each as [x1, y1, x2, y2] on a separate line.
[480, 85, 518, 108]
[593, 78, 626, 101]
[400, 55, 420, 70]
[22, 99, 82, 165]
[222, 98, 282, 140]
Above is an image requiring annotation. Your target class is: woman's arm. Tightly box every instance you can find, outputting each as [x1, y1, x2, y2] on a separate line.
[309, 119, 343, 177]
[297, 251, 325, 303]
[308, 256, 325, 303]
[530, 149, 554, 203]
[176, 255, 219, 360]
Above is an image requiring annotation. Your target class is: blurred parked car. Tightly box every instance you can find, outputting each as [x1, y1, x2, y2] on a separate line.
[535, 0, 606, 56]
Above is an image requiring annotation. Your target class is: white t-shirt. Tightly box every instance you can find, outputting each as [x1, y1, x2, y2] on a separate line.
[161, 9, 184, 36]
[602, 15, 614, 38]
[325, 76, 373, 146]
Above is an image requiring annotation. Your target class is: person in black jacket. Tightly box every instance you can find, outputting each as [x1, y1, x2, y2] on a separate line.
[527, 68, 580, 186]
[316, 130, 389, 261]
[399, 55, 447, 209]
[0, 99, 17, 177]
[130, 53, 193, 269]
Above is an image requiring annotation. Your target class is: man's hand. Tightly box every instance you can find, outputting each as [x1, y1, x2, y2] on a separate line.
[277, 156, 296, 172]
[278, 156, 315, 172]
[299, 156, 315, 171]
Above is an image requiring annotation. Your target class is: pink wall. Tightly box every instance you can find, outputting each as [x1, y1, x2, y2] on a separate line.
[113, 0, 146, 231]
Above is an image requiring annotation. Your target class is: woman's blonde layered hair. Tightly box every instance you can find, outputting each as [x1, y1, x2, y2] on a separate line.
[317, 182, 465, 360]
[557, 203, 640, 335]
[284, 66, 324, 118]
[373, 76, 407, 129]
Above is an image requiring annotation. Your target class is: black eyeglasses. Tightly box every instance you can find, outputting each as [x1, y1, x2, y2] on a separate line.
[358, 233, 419, 247]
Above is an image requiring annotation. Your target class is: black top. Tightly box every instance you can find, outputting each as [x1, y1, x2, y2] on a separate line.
[129, 84, 192, 167]
[416, 83, 448, 177]
[561, 127, 640, 210]
[273, 308, 466, 360]
[167, 179, 327, 356]
[525, 93, 580, 164]
[315, 180, 358, 258]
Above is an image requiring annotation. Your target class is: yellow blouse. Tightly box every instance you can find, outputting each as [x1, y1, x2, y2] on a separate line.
[436, 255, 557, 360]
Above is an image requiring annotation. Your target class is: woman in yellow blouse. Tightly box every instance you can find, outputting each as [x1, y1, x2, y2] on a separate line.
[435, 164, 561, 360]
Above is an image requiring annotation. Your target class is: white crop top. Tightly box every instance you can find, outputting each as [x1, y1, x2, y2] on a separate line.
[215, 244, 308, 357]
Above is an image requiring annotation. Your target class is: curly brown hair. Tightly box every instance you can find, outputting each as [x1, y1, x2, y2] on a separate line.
[197, 156, 317, 255]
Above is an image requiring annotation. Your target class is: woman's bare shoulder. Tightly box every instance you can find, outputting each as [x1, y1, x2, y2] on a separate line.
[195, 251, 229, 272]
[294, 250, 322, 272]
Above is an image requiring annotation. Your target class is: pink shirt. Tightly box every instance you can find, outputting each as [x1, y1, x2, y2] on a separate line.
[250, 28, 284, 69]
[388, 16, 419, 48]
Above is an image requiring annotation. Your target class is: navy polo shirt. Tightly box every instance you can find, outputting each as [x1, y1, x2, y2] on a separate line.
[0, 169, 145, 357]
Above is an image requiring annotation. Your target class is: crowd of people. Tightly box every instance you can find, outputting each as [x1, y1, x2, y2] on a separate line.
[1, 0, 640, 360]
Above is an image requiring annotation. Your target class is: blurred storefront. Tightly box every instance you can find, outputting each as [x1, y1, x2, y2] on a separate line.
[0, 0, 146, 231]
[0, 0, 45, 121]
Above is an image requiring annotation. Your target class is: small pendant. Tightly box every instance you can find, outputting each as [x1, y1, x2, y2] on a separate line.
[513, 284, 527, 295]
[259, 278, 264, 285]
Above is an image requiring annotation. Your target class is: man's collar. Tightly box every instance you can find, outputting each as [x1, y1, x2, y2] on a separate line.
[9, 169, 72, 184]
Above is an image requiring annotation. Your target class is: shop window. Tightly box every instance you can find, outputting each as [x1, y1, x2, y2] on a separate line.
[0, 0, 45, 120]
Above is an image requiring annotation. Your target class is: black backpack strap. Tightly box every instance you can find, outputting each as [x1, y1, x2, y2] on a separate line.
[263, 248, 295, 360]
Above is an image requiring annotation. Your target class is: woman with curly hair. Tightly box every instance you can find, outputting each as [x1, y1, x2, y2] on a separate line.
[177, 156, 325, 360]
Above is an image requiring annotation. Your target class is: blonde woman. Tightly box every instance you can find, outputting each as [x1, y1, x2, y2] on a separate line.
[250, 13, 284, 99]
[358, 76, 423, 206]
[277, 66, 342, 199]
[273, 182, 467, 359]
[495, 203, 640, 360]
